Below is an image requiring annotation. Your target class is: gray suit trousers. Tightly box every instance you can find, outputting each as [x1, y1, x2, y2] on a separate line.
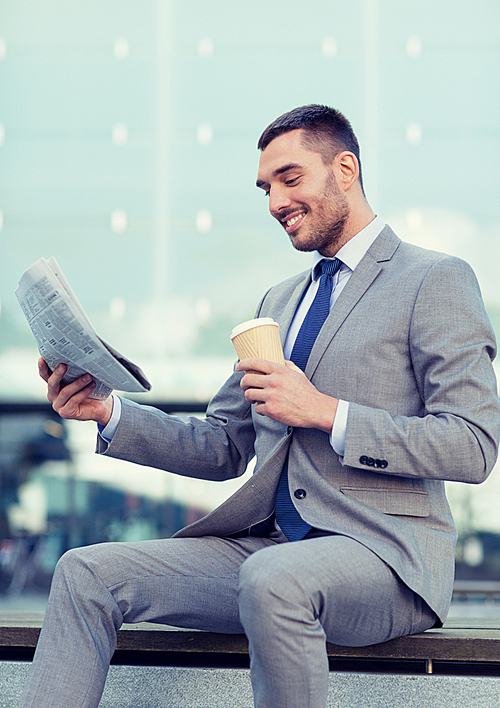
[19, 532, 437, 708]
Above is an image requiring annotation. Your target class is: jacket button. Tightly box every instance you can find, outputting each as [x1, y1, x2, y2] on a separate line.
[379, 459, 388, 469]
[359, 455, 368, 465]
[294, 489, 307, 499]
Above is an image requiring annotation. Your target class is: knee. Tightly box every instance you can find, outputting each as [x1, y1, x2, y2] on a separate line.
[54, 546, 86, 578]
[52, 544, 107, 595]
[238, 548, 306, 616]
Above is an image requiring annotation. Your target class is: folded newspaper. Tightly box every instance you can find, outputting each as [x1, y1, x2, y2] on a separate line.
[16, 257, 151, 399]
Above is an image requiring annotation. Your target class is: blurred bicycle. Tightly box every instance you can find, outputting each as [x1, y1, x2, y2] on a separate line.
[0, 534, 49, 596]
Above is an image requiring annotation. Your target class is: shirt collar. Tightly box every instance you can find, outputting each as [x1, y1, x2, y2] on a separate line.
[312, 215, 385, 281]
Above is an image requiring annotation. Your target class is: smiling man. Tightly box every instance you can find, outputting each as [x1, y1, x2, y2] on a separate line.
[20, 105, 500, 708]
[256, 125, 360, 256]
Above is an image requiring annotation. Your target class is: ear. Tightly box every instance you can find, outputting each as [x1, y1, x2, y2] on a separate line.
[335, 151, 359, 192]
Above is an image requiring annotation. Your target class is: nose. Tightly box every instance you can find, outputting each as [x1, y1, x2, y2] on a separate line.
[268, 185, 292, 217]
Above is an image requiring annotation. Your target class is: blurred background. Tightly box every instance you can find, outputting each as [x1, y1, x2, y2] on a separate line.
[1, 0, 500, 611]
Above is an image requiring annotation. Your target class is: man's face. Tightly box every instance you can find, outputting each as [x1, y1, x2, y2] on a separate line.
[256, 129, 350, 257]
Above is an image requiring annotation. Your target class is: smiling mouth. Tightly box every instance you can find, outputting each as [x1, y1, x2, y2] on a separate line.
[283, 212, 306, 232]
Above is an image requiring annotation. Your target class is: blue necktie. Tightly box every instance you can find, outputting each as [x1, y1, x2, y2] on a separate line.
[275, 258, 342, 541]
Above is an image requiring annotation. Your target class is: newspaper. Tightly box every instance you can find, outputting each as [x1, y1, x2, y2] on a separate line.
[15, 257, 151, 399]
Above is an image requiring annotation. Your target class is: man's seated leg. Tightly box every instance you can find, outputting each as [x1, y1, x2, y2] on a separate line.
[19, 534, 276, 708]
[237, 533, 437, 708]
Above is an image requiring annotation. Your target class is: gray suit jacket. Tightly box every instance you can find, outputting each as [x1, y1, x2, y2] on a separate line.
[98, 226, 500, 623]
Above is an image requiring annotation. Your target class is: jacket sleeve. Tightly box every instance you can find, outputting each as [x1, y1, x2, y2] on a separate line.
[96, 367, 257, 481]
[342, 256, 500, 483]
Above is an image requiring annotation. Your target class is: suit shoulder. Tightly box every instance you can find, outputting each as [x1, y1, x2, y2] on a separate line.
[253, 268, 309, 318]
[377, 224, 470, 269]
[393, 238, 477, 281]
[261, 268, 310, 300]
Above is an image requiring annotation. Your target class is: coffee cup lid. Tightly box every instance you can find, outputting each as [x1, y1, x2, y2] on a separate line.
[230, 317, 278, 340]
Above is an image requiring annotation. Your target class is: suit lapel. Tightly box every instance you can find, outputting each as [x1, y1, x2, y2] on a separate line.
[273, 272, 312, 345]
[306, 226, 401, 378]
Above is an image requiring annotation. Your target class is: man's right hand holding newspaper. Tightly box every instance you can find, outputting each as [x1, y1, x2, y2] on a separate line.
[39, 358, 114, 426]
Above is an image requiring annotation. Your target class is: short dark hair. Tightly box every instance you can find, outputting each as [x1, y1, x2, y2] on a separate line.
[257, 104, 364, 193]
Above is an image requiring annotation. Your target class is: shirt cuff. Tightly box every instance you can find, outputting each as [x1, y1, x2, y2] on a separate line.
[97, 394, 122, 443]
[330, 399, 349, 456]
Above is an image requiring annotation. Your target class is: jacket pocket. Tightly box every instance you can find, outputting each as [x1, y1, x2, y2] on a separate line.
[340, 486, 430, 518]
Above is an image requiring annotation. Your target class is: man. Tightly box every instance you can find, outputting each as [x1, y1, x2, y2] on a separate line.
[21, 105, 500, 708]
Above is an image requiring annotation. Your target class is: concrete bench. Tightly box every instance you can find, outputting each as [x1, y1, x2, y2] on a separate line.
[1, 613, 500, 707]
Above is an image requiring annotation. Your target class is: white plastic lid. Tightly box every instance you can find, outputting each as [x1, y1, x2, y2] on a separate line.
[230, 317, 279, 340]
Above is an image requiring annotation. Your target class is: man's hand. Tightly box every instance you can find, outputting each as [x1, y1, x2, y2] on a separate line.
[38, 358, 113, 427]
[236, 358, 338, 433]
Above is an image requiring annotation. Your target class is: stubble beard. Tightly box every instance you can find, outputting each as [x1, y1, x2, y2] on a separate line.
[290, 172, 350, 255]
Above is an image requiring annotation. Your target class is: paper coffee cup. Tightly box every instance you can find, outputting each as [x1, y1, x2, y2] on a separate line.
[230, 317, 285, 365]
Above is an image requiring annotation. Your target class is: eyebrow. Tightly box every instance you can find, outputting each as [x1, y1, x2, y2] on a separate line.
[256, 162, 303, 189]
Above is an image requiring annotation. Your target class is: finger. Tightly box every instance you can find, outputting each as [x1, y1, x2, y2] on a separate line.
[236, 358, 274, 375]
[243, 380, 269, 405]
[48, 363, 67, 385]
[240, 370, 270, 393]
[53, 373, 94, 407]
[53, 378, 97, 417]
[253, 401, 267, 415]
[47, 368, 90, 407]
[38, 358, 52, 383]
[45, 364, 68, 402]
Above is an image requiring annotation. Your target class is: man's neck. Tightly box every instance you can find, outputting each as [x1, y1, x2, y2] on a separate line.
[319, 204, 376, 258]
